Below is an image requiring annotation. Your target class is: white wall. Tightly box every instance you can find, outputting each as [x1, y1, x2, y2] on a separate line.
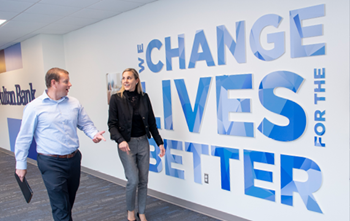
[0, 35, 45, 150]
[1, 0, 349, 220]
[0, 35, 66, 150]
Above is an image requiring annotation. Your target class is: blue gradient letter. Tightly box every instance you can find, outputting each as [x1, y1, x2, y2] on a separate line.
[258, 71, 306, 141]
[162, 80, 173, 130]
[281, 154, 323, 213]
[216, 74, 253, 137]
[149, 138, 163, 173]
[217, 22, 246, 65]
[174, 77, 211, 133]
[164, 139, 184, 179]
[244, 150, 275, 201]
[290, 4, 325, 58]
[211, 146, 239, 191]
[186, 142, 209, 184]
[165, 34, 185, 71]
[250, 14, 285, 61]
[188, 30, 215, 68]
[146, 39, 164, 73]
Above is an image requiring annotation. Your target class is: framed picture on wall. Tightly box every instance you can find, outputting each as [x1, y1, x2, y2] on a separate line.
[106, 72, 121, 105]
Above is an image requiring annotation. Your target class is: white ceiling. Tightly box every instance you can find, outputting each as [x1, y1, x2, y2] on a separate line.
[0, 0, 158, 50]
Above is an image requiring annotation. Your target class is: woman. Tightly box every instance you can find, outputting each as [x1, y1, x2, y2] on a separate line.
[108, 68, 165, 221]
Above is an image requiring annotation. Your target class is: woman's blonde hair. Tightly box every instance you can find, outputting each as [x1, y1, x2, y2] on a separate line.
[118, 68, 143, 97]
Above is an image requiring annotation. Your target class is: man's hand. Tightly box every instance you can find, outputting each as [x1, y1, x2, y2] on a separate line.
[92, 131, 106, 143]
[159, 144, 166, 157]
[16, 169, 27, 182]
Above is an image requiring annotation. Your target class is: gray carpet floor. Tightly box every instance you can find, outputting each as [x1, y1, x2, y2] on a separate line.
[0, 149, 220, 221]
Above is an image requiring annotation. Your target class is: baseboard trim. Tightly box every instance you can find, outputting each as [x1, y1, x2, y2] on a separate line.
[0, 148, 38, 166]
[1, 147, 249, 221]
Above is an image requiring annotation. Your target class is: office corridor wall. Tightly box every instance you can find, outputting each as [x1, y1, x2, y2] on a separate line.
[1, 0, 349, 220]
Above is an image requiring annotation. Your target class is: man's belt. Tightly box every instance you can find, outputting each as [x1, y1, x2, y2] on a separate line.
[38, 149, 78, 158]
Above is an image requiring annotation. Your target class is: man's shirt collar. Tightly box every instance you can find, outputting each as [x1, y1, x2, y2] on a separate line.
[42, 90, 68, 102]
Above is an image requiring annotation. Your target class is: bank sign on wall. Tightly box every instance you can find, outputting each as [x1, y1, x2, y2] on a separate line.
[132, 3, 348, 219]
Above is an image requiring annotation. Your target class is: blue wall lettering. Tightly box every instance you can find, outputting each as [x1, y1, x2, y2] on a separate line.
[258, 71, 306, 141]
[250, 14, 285, 61]
[149, 138, 163, 173]
[185, 142, 209, 184]
[281, 154, 323, 213]
[174, 77, 211, 133]
[164, 139, 184, 179]
[290, 4, 325, 58]
[216, 74, 253, 137]
[244, 150, 275, 201]
[165, 34, 186, 71]
[211, 146, 239, 191]
[0, 83, 36, 105]
[162, 80, 173, 130]
[217, 22, 246, 65]
[188, 30, 215, 68]
[146, 39, 164, 73]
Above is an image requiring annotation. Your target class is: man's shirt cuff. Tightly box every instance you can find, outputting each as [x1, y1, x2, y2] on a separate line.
[16, 161, 27, 170]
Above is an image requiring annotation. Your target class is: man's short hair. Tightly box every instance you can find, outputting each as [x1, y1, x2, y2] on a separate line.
[45, 68, 69, 88]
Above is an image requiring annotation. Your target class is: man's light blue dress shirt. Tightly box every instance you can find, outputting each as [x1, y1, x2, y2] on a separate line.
[15, 91, 98, 170]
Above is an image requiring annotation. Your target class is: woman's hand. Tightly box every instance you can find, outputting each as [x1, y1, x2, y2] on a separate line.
[158, 144, 165, 157]
[119, 141, 130, 154]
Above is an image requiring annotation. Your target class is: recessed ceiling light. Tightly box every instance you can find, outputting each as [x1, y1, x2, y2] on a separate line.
[0, 20, 7, 26]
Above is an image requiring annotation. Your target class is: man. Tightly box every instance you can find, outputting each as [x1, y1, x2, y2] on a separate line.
[15, 67, 105, 221]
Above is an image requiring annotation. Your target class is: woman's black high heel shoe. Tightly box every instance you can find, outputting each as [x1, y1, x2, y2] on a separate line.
[127, 210, 136, 221]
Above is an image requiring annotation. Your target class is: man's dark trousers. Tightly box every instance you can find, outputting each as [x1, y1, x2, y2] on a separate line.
[37, 150, 81, 221]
